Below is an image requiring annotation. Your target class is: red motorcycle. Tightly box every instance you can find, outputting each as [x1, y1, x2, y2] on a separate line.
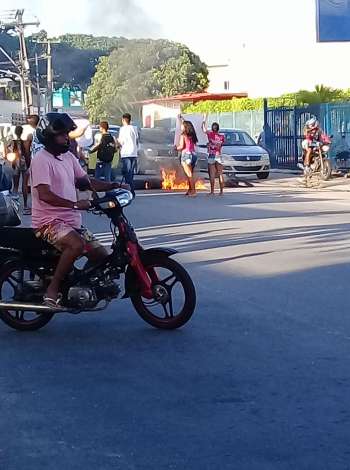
[0, 189, 196, 331]
[301, 134, 332, 182]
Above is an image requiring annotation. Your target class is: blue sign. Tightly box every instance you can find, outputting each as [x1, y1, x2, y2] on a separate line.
[316, 0, 350, 42]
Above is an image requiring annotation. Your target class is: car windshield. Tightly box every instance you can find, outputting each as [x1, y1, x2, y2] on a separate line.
[140, 128, 174, 145]
[222, 131, 256, 146]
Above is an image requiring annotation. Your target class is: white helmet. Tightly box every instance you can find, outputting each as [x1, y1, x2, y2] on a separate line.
[306, 118, 319, 130]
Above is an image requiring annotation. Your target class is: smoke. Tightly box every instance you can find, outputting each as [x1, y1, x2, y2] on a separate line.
[86, 0, 161, 38]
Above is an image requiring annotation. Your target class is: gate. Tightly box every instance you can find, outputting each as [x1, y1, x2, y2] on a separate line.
[264, 102, 350, 169]
[264, 103, 320, 169]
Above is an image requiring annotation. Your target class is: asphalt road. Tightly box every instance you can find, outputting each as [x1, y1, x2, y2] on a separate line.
[2, 177, 350, 469]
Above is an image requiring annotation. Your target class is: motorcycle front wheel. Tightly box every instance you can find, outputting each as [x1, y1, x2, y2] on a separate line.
[0, 260, 54, 331]
[320, 159, 332, 181]
[129, 254, 196, 330]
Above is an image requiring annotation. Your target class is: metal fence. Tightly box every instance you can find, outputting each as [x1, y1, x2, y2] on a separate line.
[263, 102, 350, 169]
[207, 111, 264, 139]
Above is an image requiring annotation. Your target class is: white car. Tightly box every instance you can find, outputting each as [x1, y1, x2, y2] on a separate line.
[198, 128, 271, 179]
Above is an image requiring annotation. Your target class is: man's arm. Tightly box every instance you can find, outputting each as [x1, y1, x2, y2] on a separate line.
[90, 177, 126, 192]
[69, 125, 88, 140]
[36, 184, 90, 209]
[75, 176, 128, 193]
[24, 133, 32, 160]
[89, 141, 101, 154]
[89, 133, 102, 154]
[117, 127, 124, 146]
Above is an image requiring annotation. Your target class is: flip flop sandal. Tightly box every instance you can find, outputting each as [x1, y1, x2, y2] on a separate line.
[43, 295, 62, 308]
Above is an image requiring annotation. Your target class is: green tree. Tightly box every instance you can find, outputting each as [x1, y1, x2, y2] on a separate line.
[295, 85, 345, 105]
[86, 39, 208, 122]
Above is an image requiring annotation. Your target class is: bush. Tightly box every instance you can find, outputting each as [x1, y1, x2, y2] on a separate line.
[183, 87, 350, 114]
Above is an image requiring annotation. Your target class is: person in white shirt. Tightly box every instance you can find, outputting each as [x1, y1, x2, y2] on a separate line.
[117, 113, 138, 197]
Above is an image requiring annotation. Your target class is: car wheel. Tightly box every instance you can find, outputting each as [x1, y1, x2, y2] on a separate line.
[257, 172, 269, 180]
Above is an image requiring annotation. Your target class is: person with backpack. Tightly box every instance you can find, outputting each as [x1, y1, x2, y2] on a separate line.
[89, 121, 116, 182]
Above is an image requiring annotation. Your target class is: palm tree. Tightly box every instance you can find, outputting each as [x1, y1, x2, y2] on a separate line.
[296, 85, 344, 105]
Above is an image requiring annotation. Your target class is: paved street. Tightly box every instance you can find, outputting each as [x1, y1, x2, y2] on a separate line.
[2, 175, 350, 469]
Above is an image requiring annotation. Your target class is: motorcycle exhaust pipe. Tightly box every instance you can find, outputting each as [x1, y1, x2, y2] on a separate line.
[0, 301, 64, 313]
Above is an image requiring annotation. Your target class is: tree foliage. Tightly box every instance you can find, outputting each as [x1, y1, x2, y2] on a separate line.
[184, 86, 350, 114]
[85, 39, 209, 122]
[0, 32, 208, 110]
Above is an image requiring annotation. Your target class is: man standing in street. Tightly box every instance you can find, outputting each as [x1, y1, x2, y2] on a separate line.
[89, 121, 116, 182]
[118, 113, 138, 197]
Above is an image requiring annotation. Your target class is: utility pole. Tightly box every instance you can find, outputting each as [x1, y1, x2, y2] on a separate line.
[0, 9, 40, 115]
[33, 38, 59, 113]
[35, 53, 41, 113]
[47, 40, 53, 112]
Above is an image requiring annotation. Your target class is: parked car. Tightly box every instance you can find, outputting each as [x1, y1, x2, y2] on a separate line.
[137, 127, 178, 174]
[198, 128, 271, 179]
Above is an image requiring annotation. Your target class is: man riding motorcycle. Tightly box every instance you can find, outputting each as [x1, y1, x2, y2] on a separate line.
[31, 113, 126, 307]
[302, 118, 324, 175]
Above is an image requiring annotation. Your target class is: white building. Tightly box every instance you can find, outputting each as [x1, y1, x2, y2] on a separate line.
[207, 64, 232, 93]
[140, 92, 248, 128]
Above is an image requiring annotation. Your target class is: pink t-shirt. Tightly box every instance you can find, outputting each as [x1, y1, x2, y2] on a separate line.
[31, 149, 86, 229]
[207, 131, 225, 156]
[183, 135, 195, 153]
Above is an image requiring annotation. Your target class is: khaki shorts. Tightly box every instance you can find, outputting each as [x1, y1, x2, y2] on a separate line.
[35, 220, 101, 254]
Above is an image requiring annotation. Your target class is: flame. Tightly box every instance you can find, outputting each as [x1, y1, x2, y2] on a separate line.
[161, 169, 206, 191]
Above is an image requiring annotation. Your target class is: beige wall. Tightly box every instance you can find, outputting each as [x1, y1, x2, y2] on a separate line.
[142, 103, 180, 128]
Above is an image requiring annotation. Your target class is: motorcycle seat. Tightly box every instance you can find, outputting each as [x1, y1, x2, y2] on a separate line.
[0, 227, 55, 253]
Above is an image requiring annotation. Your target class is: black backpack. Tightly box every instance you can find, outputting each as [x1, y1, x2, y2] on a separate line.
[97, 133, 116, 163]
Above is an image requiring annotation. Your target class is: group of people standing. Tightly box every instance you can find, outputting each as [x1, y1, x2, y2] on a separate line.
[2, 112, 139, 212]
[177, 117, 225, 197]
[89, 113, 138, 196]
[5, 114, 43, 214]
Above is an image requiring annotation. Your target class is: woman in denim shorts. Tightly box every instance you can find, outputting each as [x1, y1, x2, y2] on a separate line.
[176, 120, 198, 197]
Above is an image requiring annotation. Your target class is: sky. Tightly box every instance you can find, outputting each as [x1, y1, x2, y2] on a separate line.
[2, 0, 350, 96]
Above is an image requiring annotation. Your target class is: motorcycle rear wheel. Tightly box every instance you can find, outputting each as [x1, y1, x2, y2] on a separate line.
[0, 261, 54, 331]
[129, 254, 196, 330]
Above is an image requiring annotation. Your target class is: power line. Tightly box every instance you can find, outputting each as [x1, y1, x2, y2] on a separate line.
[0, 9, 40, 114]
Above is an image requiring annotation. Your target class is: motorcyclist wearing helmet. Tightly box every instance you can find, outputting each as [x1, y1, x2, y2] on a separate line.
[302, 118, 323, 174]
[30, 113, 127, 307]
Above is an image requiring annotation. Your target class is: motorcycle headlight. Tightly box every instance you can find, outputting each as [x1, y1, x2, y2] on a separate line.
[322, 145, 330, 152]
[116, 190, 133, 207]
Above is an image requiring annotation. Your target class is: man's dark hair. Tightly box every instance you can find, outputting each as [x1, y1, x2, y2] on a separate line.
[123, 113, 131, 125]
[27, 114, 40, 128]
[100, 121, 109, 132]
[14, 125, 23, 138]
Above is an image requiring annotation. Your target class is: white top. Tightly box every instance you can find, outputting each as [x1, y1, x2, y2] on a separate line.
[118, 125, 138, 158]
[30, 129, 44, 159]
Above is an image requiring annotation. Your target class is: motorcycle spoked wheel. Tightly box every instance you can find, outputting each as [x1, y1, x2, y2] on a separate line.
[0, 261, 54, 331]
[129, 254, 196, 330]
[320, 159, 332, 181]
